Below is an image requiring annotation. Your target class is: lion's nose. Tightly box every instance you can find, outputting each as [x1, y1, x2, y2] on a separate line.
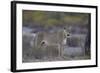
[67, 33, 70, 36]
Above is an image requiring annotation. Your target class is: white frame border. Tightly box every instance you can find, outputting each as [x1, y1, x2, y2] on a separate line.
[16, 3, 96, 70]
